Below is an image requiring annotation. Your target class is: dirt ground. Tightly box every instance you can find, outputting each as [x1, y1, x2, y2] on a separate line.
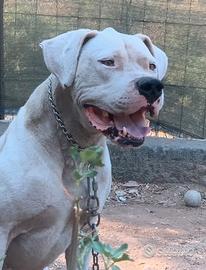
[49, 182, 206, 270]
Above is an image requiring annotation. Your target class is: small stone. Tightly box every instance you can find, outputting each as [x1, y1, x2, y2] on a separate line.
[115, 190, 127, 202]
[184, 190, 202, 207]
[115, 190, 127, 197]
[122, 181, 139, 187]
[118, 196, 127, 202]
[127, 188, 140, 196]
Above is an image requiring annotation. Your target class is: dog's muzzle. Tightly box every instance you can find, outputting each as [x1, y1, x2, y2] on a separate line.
[83, 77, 164, 147]
[136, 77, 163, 104]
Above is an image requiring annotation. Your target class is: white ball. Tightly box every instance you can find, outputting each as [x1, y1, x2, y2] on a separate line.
[184, 190, 201, 207]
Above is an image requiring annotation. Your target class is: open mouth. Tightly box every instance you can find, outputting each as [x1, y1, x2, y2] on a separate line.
[84, 104, 154, 147]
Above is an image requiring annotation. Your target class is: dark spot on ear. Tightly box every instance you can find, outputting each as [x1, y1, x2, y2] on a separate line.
[82, 33, 96, 47]
[82, 36, 91, 46]
[143, 37, 154, 56]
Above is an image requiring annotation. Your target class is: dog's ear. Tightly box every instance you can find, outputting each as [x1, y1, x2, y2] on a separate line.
[136, 34, 168, 80]
[40, 29, 97, 88]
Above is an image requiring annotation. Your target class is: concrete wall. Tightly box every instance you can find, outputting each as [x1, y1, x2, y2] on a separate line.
[109, 138, 206, 184]
[1, 121, 206, 184]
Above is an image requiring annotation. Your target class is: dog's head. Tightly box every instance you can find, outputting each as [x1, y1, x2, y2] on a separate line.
[40, 28, 168, 147]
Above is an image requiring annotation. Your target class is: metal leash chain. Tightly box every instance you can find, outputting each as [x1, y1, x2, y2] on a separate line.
[48, 78, 100, 269]
[48, 78, 83, 149]
[87, 177, 101, 270]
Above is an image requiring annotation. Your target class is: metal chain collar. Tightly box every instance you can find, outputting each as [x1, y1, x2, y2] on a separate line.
[87, 177, 100, 270]
[48, 78, 83, 149]
[48, 78, 100, 269]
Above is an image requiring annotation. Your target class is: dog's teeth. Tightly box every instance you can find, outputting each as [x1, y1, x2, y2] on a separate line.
[142, 112, 146, 120]
[122, 126, 128, 136]
[144, 119, 150, 127]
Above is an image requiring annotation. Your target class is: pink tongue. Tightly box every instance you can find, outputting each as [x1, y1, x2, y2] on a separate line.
[114, 114, 150, 138]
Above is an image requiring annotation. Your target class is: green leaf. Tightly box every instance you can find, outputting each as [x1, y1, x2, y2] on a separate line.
[72, 169, 83, 182]
[92, 241, 114, 258]
[104, 243, 115, 255]
[80, 146, 104, 167]
[83, 169, 97, 178]
[91, 240, 133, 263]
[112, 265, 121, 270]
[78, 241, 93, 269]
[70, 145, 80, 162]
[92, 241, 107, 254]
[111, 243, 128, 258]
[113, 253, 134, 263]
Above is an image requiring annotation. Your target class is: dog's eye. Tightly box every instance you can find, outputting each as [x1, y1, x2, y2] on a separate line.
[149, 63, 156, 71]
[99, 59, 115, 67]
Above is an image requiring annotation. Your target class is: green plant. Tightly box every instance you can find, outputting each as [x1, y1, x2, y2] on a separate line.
[78, 232, 133, 270]
[70, 145, 133, 270]
[70, 145, 104, 185]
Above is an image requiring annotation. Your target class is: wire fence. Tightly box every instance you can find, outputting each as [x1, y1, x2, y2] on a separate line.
[1, 0, 206, 138]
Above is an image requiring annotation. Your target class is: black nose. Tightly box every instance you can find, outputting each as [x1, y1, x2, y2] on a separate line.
[136, 77, 164, 104]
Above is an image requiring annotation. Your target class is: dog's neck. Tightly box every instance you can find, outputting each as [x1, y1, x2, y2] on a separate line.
[24, 75, 104, 152]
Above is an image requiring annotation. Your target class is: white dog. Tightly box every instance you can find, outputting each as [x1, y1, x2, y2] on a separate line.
[0, 28, 167, 270]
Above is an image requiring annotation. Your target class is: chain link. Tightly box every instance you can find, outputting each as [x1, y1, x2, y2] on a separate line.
[92, 248, 100, 270]
[87, 177, 100, 270]
[48, 78, 83, 149]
